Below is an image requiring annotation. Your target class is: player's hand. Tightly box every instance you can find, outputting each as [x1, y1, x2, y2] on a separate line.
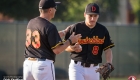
[64, 26, 71, 33]
[59, 26, 71, 37]
[58, 30, 65, 37]
[70, 43, 82, 52]
[69, 32, 82, 44]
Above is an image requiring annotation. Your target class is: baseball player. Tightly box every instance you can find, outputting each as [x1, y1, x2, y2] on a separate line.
[64, 3, 115, 80]
[23, 0, 82, 80]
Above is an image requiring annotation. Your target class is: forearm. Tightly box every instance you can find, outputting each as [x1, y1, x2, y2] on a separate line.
[53, 32, 82, 54]
[53, 40, 70, 54]
[104, 48, 113, 64]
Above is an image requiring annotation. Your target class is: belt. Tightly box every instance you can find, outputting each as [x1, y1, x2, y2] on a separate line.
[74, 61, 98, 67]
[26, 58, 46, 61]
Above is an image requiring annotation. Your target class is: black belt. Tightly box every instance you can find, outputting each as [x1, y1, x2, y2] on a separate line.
[26, 58, 46, 61]
[74, 61, 98, 67]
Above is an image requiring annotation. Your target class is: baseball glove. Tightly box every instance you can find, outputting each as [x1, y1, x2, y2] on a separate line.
[96, 63, 114, 80]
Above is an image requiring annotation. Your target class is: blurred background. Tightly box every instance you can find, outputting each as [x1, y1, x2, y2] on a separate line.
[0, 0, 140, 80]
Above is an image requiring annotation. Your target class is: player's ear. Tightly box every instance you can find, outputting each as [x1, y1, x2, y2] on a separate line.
[49, 8, 52, 11]
[97, 14, 99, 18]
[48, 8, 52, 13]
[84, 12, 86, 18]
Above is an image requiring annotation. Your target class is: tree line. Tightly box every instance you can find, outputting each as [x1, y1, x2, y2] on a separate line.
[0, 0, 139, 24]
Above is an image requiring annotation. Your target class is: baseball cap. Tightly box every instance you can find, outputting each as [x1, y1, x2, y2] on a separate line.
[85, 3, 99, 15]
[39, 0, 61, 9]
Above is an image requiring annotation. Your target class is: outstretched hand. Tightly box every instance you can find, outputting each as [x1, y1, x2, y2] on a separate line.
[69, 32, 82, 44]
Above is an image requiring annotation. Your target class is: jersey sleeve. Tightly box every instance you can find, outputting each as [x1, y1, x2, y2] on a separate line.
[103, 30, 115, 51]
[47, 25, 63, 49]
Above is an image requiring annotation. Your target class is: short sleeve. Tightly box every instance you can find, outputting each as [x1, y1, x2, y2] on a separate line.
[47, 25, 63, 49]
[103, 30, 115, 51]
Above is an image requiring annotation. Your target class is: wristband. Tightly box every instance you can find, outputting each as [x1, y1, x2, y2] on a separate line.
[68, 39, 73, 45]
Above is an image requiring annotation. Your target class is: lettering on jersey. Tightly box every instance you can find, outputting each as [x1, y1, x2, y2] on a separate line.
[78, 36, 105, 44]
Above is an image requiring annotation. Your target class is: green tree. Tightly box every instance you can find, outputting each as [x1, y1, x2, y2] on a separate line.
[0, 0, 119, 22]
[0, 0, 39, 20]
[97, 0, 119, 22]
[54, 0, 119, 22]
[130, 0, 140, 24]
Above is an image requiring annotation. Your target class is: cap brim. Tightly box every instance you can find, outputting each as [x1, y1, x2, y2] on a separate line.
[55, 2, 61, 4]
[86, 12, 99, 15]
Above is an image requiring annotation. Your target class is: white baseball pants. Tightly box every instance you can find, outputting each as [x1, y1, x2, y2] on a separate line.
[23, 59, 55, 80]
[69, 59, 100, 80]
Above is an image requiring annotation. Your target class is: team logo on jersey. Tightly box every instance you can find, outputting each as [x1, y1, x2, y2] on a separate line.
[128, 76, 136, 80]
[78, 36, 105, 44]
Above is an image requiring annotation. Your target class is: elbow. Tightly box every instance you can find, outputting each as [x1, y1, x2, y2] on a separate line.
[55, 51, 61, 55]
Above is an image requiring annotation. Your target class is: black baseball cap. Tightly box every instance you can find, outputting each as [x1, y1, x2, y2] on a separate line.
[39, 0, 61, 9]
[85, 3, 99, 15]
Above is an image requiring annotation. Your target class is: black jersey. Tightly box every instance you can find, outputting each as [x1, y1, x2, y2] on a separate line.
[24, 17, 63, 61]
[65, 21, 115, 64]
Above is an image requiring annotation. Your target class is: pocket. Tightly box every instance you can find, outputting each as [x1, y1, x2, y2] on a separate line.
[35, 61, 48, 67]
[33, 61, 51, 74]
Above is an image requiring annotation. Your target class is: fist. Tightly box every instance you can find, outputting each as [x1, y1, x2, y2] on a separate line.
[71, 43, 82, 52]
